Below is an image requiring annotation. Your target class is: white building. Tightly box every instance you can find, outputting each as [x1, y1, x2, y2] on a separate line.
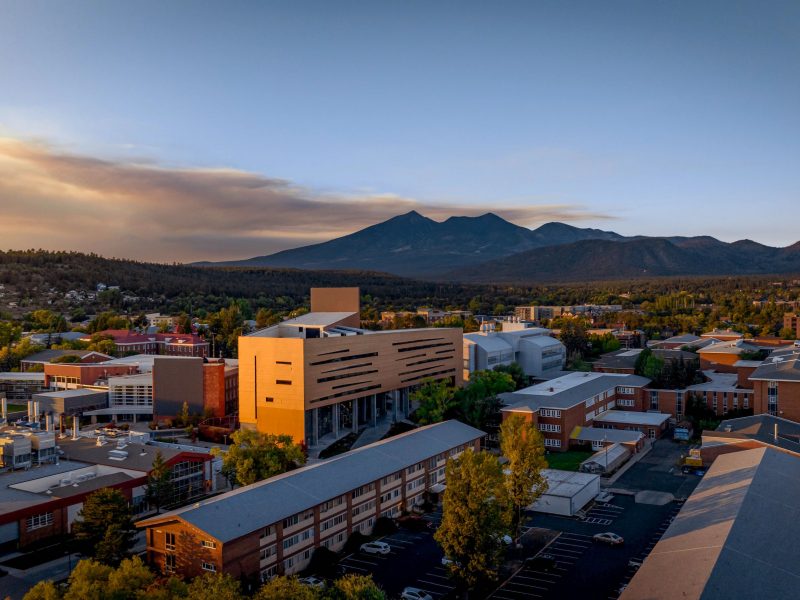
[528, 469, 600, 516]
[463, 325, 566, 380]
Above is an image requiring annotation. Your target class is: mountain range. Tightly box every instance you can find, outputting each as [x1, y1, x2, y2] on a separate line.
[198, 211, 800, 283]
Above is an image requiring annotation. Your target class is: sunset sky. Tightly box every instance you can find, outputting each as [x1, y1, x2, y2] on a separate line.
[0, 1, 798, 262]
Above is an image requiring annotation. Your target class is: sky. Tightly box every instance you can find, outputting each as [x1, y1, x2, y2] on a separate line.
[0, 0, 798, 262]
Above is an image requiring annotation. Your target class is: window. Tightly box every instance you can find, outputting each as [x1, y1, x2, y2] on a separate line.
[381, 473, 402, 486]
[201, 561, 216, 572]
[722, 396, 728, 414]
[712, 393, 718, 413]
[26, 512, 53, 531]
[616, 386, 634, 395]
[282, 514, 299, 529]
[406, 477, 425, 492]
[321, 496, 344, 513]
[649, 391, 659, 411]
[165, 553, 176, 574]
[165, 532, 176, 551]
[351, 483, 375, 499]
[543, 438, 561, 448]
[538, 423, 561, 433]
[321, 513, 347, 531]
[540, 409, 561, 418]
[276, 380, 292, 385]
[406, 463, 424, 476]
[768, 381, 778, 415]
[618, 398, 635, 407]
[261, 565, 277, 580]
[744, 394, 750, 409]
[283, 557, 294, 570]
[675, 392, 683, 420]
[261, 525, 275, 538]
[733, 393, 738, 410]
[352, 500, 376, 517]
[260, 545, 276, 560]
[201, 540, 216, 549]
[264, 397, 274, 403]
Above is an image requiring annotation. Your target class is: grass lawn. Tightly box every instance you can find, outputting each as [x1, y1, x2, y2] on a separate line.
[6, 403, 27, 413]
[545, 450, 594, 471]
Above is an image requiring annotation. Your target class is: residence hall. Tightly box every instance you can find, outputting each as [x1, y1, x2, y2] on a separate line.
[621, 447, 800, 600]
[238, 288, 462, 447]
[85, 330, 209, 358]
[499, 372, 668, 451]
[748, 346, 800, 422]
[137, 420, 484, 581]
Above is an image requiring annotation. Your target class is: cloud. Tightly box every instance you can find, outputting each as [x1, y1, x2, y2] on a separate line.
[0, 137, 615, 262]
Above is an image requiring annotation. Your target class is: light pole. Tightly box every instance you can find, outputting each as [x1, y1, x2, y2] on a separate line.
[604, 434, 609, 473]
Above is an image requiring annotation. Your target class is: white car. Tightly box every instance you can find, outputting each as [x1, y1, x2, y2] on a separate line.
[360, 541, 391, 555]
[441, 556, 460, 567]
[298, 576, 325, 588]
[593, 532, 624, 545]
[401, 588, 434, 600]
[596, 491, 614, 504]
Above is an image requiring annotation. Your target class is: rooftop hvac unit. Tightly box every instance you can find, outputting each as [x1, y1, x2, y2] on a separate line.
[108, 449, 128, 461]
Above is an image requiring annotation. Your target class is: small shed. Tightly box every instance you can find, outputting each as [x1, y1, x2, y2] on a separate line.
[528, 469, 600, 517]
[580, 443, 630, 475]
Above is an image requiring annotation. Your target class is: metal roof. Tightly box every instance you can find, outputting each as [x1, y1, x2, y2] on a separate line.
[0, 372, 46, 381]
[621, 447, 800, 600]
[749, 349, 800, 382]
[463, 333, 512, 353]
[137, 420, 484, 543]
[538, 469, 599, 498]
[705, 414, 800, 455]
[500, 372, 650, 412]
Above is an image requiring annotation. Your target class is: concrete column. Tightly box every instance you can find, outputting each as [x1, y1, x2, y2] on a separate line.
[312, 408, 319, 446]
[352, 400, 359, 433]
[333, 403, 339, 438]
[392, 390, 398, 421]
[371, 395, 377, 427]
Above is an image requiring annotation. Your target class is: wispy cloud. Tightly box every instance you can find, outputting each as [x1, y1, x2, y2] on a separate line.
[0, 137, 615, 262]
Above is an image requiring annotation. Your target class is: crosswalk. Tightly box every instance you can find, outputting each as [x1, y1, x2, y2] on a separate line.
[490, 532, 593, 600]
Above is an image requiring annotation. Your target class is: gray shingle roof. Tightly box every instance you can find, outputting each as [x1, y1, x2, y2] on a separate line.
[707, 414, 800, 454]
[749, 349, 800, 382]
[621, 447, 800, 600]
[138, 420, 484, 543]
[21, 349, 111, 363]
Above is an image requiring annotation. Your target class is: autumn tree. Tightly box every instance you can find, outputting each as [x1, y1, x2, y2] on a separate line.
[500, 414, 548, 541]
[185, 572, 242, 600]
[211, 428, 306, 487]
[22, 581, 60, 600]
[71, 488, 136, 565]
[328, 574, 386, 600]
[255, 576, 319, 600]
[435, 449, 511, 592]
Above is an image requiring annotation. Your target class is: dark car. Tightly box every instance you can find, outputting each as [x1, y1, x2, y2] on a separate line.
[525, 553, 557, 572]
[395, 515, 433, 532]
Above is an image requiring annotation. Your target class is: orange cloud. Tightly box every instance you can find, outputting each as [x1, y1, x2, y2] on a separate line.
[0, 137, 614, 262]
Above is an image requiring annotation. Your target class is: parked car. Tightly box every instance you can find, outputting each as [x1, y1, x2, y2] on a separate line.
[441, 556, 461, 567]
[396, 514, 432, 532]
[360, 541, 391, 555]
[593, 532, 624, 545]
[596, 491, 614, 503]
[401, 587, 433, 600]
[525, 553, 557, 572]
[298, 576, 326, 589]
[628, 558, 643, 570]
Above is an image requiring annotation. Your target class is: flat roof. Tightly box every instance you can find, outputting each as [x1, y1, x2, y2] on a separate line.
[621, 447, 800, 600]
[463, 333, 511, 352]
[34, 389, 108, 398]
[593, 410, 670, 426]
[57, 436, 199, 472]
[0, 460, 91, 514]
[686, 371, 742, 392]
[539, 469, 598, 498]
[570, 426, 643, 444]
[749, 349, 800, 382]
[500, 372, 650, 412]
[0, 372, 46, 381]
[138, 420, 484, 542]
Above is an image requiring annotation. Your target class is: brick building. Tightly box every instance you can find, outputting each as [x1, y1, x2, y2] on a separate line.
[137, 420, 483, 581]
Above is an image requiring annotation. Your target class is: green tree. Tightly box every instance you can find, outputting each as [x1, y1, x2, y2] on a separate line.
[455, 370, 515, 430]
[500, 414, 548, 541]
[255, 576, 319, 600]
[492, 363, 527, 390]
[22, 581, 60, 600]
[106, 556, 156, 599]
[176, 313, 193, 334]
[435, 449, 511, 592]
[146, 450, 173, 514]
[411, 378, 458, 425]
[186, 572, 242, 600]
[557, 317, 588, 358]
[211, 428, 306, 487]
[328, 574, 385, 600]
[72, 488, 136, 565]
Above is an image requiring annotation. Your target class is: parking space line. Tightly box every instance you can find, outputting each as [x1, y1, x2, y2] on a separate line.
[515, 574, 558, 585]
[342, 557, 379, 566]
[560, 532, 593, 539]
[552, 540, 590, 549]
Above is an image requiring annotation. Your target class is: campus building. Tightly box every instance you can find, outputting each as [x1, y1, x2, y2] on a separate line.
[0, 372, 48, 402]
[463, 324, 566, 381]
[749, 346, 800, 421]
[499, 372, 661, 452]
[700, 414, 800, 463]
[87, 330, 209, 358]
[0, 434, 214, 550]
[137, 420, 484, 581]
[621, 447, 800, 600]
[238, 288, 462, 447]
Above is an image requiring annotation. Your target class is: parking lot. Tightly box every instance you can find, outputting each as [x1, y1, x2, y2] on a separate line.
[492, 439, 703, 600]
[337, 511, 456, 599]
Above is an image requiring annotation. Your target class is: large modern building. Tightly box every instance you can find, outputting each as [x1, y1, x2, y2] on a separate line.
[463, 323, 566, 381]
[621, 447, 800, 600]
[137, 420, 484, 581]
[238, 288, 462, 447]
[0, 372, 48, 402]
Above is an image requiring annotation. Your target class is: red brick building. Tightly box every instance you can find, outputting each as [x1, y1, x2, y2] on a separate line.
[91, 330, 209, 358]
